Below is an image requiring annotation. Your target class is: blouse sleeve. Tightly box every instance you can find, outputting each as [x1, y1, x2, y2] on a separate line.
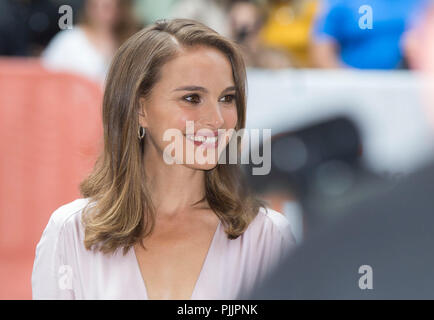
[264, 209, 297, 275]
[240, 207, 297, 298]
[31, 210, 75, 300]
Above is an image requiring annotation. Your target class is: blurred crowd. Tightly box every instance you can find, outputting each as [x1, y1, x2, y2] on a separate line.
[0, 0, 431, 84]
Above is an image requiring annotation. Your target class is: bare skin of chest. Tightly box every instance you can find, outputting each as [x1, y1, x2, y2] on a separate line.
[133, 210, 220, 300]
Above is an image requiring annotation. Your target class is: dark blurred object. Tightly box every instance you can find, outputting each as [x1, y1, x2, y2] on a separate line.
[0, 0, 82, 56]
[246, 160, 434, 299]
[234, 24, 250, 43]
[243, 115, 434, 299]
[244, 116, 387, 232]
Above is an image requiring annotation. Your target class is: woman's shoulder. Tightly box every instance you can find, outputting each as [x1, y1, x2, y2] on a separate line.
[32, 198, 93, 299]
[233, 206, 296, 291]
[255, 206, 291, 232]
[257, 206, 290, 228]
[46, 198, 91, 234]
[246, 206, 296, 246]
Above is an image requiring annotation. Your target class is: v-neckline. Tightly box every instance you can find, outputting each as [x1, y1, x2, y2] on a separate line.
[131, 219, 221, 300]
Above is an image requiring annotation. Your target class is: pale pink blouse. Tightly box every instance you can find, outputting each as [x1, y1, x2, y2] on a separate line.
[32, 198, 296, 299]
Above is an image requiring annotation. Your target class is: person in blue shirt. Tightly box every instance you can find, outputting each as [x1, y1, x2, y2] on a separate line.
[311, 0, 428, 69]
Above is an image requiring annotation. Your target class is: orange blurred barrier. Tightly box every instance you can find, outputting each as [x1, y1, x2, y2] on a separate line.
[0, 59, 103, 299]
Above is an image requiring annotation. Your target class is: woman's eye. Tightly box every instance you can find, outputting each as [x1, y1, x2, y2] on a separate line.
[183, 94, 236, 105]
[220, 94, 236, 104]
[183, 94, 201, 104]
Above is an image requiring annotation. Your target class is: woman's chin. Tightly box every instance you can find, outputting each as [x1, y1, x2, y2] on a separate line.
[183, 162, 219, 171]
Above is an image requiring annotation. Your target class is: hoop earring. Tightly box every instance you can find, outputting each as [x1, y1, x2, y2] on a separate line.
[138, 126, 145, 140]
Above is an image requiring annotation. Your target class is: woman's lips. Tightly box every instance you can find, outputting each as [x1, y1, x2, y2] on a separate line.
[185, 134, 220, 148]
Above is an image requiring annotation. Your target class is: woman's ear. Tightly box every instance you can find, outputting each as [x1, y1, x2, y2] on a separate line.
[138, 97, 148, 128]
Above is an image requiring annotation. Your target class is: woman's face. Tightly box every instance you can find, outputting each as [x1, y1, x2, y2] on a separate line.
[139, 45, 239, 171]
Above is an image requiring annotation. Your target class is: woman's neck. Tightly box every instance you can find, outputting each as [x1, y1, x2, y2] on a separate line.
[143, 150, 207, 217]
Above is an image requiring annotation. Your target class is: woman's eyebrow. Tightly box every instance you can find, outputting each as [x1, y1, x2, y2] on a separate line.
[222, 86, 236, 93]
[172, 85, 236, 93]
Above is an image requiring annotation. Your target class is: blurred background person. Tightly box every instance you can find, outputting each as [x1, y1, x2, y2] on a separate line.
[311, 0, 427, 69]
[42, 0, 140, 85]
[247, 0, 434, 299]
[163, 0, 294, 69]
[228, 0, 293, 68]
[404, 2, 434, 130]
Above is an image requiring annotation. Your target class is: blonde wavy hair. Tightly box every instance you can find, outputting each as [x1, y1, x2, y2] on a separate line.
[80, 18, 267, 255]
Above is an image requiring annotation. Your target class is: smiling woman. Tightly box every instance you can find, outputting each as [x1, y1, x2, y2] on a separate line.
[31, 18, 296, 300]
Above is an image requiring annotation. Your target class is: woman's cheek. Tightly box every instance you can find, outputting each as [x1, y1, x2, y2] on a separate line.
[178, 116, 190, 131]
[177, 112, 196, 133]
[223, 107, 238, 129]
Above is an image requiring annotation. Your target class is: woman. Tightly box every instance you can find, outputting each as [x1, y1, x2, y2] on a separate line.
[42, 0, 139, 84]
[32, 18, 295, 300]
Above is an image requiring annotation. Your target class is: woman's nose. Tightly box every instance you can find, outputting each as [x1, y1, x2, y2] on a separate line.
[200, 103, 225, 128]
